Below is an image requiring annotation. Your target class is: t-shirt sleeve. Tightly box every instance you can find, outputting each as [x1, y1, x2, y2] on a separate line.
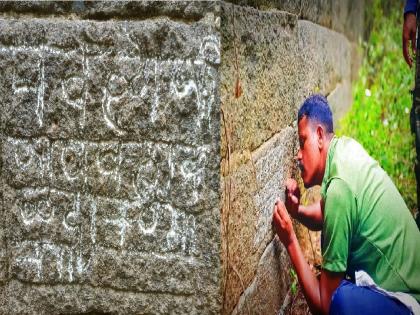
[322, 178, 357, 273]
[405, 0, 417, 15]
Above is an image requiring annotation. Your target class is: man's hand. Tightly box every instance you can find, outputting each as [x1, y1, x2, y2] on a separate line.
[273, 199, 296, 247]
[403, 12, 417, 67]
[285, 179, 300, 219]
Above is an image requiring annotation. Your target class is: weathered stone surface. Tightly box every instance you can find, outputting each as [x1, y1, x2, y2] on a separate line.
[301, 0, 366, 43]
[297, 20, 352, 123]
[0, 1, 218, 22]
[221, 158, 260, 314]
[231, 237, 292, 315]
[0, 137, 5, 284]
[221, 3, 299, 158]
[221, 127, 297, 313]
[223, 0, 364, 42]
[0, 0, 364, 314]
[299, 0, 332, 31]
[226, 185, 321, 315]
[331, 0, 365, 43]
[252, 127, 297, 250]
[0, 3, 221, 314]
[0, 280, 205, 315]
[0, 18, 220, 146]
[327, 79, 352, 127]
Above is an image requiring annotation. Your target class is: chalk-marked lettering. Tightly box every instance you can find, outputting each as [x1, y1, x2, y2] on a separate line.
[13, 240, 93, 283]
[104, 206, 131, 247]
[101, 87, 127, 136]
[132, 159, 156, 201]
[18, 188, 54, 226]
[63, 192, 81, 231]
[36, 58, 45, 127]
[198, 35, 221, 65]
[96, 147, 120, 177]
[13, 141, 34, 171]
[150, 58, 159, 123]
[14, 242, 43, 280]
[60, 143, 85, 181]
[134, 201, 159, 235]
[61, 76, 85, 110]
[166, 206, 196, 255]
[76, 250, 92, 278]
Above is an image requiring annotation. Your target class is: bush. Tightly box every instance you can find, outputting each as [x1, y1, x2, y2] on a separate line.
[337, 0, 417, 211]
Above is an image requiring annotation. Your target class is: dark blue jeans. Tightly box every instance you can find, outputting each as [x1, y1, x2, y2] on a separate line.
[329, 280, 412, 315]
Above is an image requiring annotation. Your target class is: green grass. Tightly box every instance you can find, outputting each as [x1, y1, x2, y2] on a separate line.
[337, 0, 417, 211]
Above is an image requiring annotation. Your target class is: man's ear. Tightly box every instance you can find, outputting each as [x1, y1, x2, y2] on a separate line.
[316, 124, 325, 149]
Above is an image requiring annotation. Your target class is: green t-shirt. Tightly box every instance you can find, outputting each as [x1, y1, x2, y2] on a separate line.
[320, 136, 420, 301]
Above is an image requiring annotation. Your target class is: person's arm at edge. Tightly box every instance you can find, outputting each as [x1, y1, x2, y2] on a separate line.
[405, 0, 417, 16]
[403, 0, 417, 67]
[273, 200, 343, 315]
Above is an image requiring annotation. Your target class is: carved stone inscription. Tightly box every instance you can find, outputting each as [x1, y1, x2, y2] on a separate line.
[0, 26, 219, 145]
[0, 18, 220, 297]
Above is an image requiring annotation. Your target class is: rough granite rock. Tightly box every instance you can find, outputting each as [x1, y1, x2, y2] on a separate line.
[0, 1, 219, 22]
[221, 3, 299, 158]
[297, 20, 352, 124]
[222, 0, 365, 42]
[231, 237, 292, 315]
[221, 126, 297, 313]
[0, 2, 221, 314]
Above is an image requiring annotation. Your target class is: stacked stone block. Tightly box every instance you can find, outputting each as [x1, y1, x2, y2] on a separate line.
[0, 2, 221, 314]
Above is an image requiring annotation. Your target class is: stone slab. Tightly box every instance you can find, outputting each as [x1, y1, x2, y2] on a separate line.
[0, 280, 204, 315]
[252, 127, 296, 249]
[297, 20, 352, 110]
[221, 126, 297, 314]
[221, 3, 299, 157]
[222, 0, 364, 42]
[331, 0, 365, 43]
[327, 79, 352, 128]
[0, 6, 221, 314]
[0, 1, 219, 22]
[231, 237, 292, 315]
[0, 17, 220, 147]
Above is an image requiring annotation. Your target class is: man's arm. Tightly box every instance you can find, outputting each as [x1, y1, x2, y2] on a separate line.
[403, 0, 417, 67]
[273, 200, 343, 315]
[285, 179, 323, 231]
[296, 201, 323, 231]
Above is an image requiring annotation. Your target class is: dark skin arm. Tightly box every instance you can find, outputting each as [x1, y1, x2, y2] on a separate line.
[285, 179, 323, 231]
[273, 200, 343, 315]
[403, 12, 417, 67]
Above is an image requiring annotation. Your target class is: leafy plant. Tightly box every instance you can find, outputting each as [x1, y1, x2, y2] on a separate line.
[289, 268, 298, 295]
[337, 0, 417, 211]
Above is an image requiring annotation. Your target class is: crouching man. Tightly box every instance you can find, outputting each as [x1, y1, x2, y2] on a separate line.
[273, 95, 420, 315]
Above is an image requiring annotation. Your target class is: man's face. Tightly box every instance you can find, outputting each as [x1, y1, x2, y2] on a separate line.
[297, 116, 322, 188]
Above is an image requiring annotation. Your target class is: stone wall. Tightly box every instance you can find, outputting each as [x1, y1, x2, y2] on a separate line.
[0, 1, 364, 314]
[0, 2, 221, 314]
[220, 1, 363, 314]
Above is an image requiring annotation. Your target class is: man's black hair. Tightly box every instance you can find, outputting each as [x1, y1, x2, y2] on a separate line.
[298, 94, 334, 133]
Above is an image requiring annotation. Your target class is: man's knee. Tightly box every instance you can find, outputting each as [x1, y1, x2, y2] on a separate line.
[329, 280, 411, 315]
[329, 280, 354, 315]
